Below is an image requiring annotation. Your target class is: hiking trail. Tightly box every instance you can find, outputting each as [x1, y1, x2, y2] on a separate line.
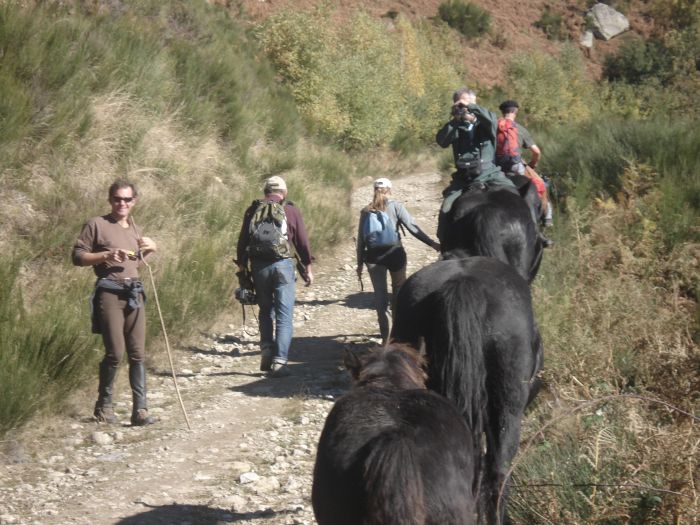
[0, 172, 443, 525]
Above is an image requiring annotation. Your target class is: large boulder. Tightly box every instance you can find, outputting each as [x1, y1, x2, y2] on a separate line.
[586, 3, 630, 41]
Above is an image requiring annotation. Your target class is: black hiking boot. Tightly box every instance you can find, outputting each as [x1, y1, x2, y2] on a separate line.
[129, 362, 155, 426]
[94, 358, 119, 423]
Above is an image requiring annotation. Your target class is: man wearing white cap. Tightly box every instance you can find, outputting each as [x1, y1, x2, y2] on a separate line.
[236, 176, 314, 377]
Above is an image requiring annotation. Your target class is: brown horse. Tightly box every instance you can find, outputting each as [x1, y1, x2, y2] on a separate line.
[312, 344, 477, 525]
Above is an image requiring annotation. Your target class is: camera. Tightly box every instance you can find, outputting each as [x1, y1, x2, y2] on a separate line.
[451, 104, 471, 121]
[234, 287, 257, 305]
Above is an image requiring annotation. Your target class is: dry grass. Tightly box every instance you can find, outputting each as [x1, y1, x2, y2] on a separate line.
[511, 164, 699, 523]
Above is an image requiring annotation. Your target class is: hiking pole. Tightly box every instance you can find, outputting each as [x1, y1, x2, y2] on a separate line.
[129, 217, 192, 431]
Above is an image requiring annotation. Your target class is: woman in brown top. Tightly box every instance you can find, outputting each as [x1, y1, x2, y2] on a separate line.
[72, 179, 157, 426]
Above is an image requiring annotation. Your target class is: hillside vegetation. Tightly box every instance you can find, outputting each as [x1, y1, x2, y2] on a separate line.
[1, 0, 698, 523]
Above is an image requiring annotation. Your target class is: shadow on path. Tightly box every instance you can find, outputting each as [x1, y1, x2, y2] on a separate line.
[227, 333, 379, 400]
[115, 503, 297, 524]
[296, 291, 374, 310]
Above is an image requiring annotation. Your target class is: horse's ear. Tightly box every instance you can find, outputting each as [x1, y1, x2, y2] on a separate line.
[343, 348, 362, 380]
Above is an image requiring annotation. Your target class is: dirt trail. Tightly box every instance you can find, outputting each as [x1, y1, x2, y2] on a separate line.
[0, 171, 444, 525]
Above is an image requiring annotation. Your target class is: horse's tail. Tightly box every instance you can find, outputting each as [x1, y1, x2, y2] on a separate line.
[429, 275, 488, 480]
[364, 431, 426, 525]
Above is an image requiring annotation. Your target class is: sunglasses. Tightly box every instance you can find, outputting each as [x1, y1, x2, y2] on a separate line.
[111, 196, 134, 203]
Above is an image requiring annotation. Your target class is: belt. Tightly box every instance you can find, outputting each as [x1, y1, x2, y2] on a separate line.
[101, 277, 139, 284]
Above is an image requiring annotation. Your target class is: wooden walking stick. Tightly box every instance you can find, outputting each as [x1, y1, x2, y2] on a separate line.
[130, 217, 192, 431]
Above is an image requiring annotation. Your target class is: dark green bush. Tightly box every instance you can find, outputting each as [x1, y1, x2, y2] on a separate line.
[534, 7, 566, 41]
[603, 36, 670, 85]
[437, 0, 491, 40]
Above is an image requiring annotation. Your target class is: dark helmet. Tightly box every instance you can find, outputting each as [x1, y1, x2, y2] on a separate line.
[499, 100, 519, 112]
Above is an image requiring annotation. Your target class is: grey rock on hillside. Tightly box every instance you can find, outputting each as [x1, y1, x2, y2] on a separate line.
[587, 3, 630, 41]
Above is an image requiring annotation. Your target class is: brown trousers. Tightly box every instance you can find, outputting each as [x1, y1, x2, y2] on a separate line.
[96, 290, 146, 365]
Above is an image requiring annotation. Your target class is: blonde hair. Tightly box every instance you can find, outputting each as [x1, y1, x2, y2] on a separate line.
[368, 187, 390, 212]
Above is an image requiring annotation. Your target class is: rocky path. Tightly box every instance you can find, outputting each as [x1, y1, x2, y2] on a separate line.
[0, 172, 444, 525]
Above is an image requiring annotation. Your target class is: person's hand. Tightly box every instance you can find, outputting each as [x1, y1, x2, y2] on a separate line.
[138, 236, 157, 255]
[304, 267, 314, 287]
[105, 249, 130, 263]
[356, 265, 363, 278]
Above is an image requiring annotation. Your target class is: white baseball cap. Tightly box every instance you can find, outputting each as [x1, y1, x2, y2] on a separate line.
[373, 177, 392, 189]
[264, 175, 287, 192]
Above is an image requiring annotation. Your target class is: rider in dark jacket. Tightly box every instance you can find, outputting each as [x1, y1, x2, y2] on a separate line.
[436, 87, 516, 242]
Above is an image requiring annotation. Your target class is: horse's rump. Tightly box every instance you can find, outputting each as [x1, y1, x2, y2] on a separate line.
[391, 257, 541, 524]
[441, 189, 542, 282]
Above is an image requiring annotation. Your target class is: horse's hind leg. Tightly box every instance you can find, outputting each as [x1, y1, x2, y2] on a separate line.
[482, 408, 525, 525]
[526, 327, 545, 408]
[482, 353, 531, 525]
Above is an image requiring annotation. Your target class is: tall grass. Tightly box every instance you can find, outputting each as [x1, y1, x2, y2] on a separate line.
[0, 1, 358, 433]
[508, 121, 699, 522]
[539, 118, 700, 248]
[0, 256, 100, 435]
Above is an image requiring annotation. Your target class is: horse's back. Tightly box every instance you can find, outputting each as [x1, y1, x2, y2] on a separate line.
[312, 387, 476, 525]
[442, 188, 542, 282]
[393, 256, 533, 345]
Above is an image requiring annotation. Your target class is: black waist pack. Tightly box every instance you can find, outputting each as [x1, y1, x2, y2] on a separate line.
[456, 158, 482, 176]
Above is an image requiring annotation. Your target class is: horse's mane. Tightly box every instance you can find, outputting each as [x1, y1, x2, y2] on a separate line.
[349, 344, 427, 391]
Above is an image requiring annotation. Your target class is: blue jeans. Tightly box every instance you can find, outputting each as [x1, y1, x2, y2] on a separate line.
[252, 258, 296, 365]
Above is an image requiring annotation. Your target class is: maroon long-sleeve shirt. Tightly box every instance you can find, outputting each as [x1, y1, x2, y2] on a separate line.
[236, 193, 314, 268]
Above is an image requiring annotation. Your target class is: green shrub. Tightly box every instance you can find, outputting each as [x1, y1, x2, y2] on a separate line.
[258, 8, 461, 149]
[534, 7, 566, 41]
[437, 0, 491, 40]
[603, 36, 667, 85]
[504, 44, 593, 124]
[540, 117, 700, 250]
[0, 256, 99, 434]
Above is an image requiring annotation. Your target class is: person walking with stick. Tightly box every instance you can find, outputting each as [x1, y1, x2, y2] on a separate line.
[72, 179, 157, 426]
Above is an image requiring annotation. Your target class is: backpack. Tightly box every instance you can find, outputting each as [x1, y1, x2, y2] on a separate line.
[247, 200, 293, 260]
[496, 118, 522, 170]
[362, 208, 399, 250]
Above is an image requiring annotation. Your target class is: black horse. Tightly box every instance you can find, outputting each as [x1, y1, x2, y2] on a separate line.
[312, 344, 477, 525]
[440, 186, 543, 283]
[391, 256, 543, 525]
